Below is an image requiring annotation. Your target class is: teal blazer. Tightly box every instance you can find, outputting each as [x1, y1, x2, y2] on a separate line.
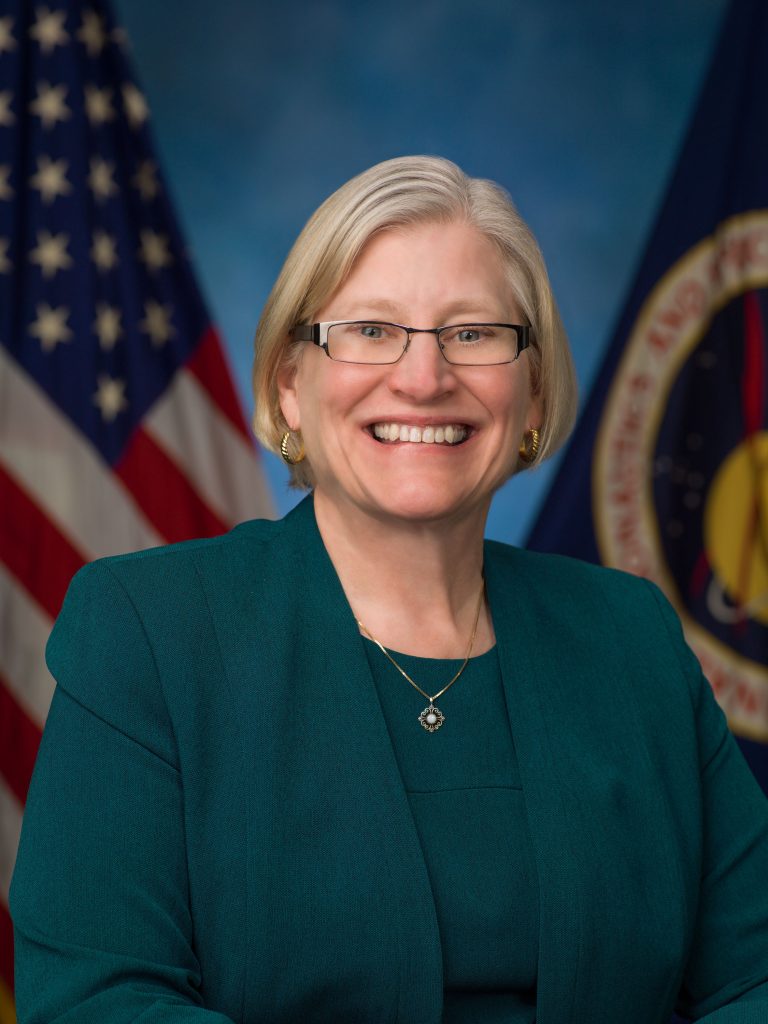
[11, 495, 768, 1023]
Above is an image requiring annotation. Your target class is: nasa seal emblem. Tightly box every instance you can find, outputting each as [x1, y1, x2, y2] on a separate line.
[594, 211, 768, 741]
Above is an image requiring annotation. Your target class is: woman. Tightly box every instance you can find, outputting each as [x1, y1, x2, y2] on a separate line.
[11, 156, 768, 1023]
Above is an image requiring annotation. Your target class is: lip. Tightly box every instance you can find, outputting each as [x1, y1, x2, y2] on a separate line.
[363, 416, 477, 429]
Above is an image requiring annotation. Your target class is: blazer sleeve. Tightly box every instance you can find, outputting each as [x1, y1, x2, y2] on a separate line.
[645, 587, 768, 1022]
[9, 560, 236, 1024]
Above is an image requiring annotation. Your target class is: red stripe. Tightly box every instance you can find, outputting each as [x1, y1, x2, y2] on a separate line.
[690, 550, 710, 599]
[739, 293, 766, 613]
[742, 290, 765, 435]
[0, 463, 86, 618]
[115, 428, 228, 542]
[0, 678, 43, 806]
[0, 902, 13, 995]
[185, 327, 253, 442]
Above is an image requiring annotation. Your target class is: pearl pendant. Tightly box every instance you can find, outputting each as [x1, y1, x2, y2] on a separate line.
[419, 703, 445, 732]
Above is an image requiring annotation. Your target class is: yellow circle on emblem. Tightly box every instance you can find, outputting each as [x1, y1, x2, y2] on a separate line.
[704, 431, 768, 627]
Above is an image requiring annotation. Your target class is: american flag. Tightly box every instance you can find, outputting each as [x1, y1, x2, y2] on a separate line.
[0, 1, 273, 1011]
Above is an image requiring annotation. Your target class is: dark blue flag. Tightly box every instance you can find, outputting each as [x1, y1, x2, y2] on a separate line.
[527, 0, 768, 790]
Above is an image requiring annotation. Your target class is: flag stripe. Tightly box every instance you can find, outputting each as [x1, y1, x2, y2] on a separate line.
[185, 326, 254, 442]
[115, 429, 229, 542]
[0, 779, 22, 906]
[743, 290, 765, 433]
[0, 348, 164, 561]
[145, 367, 273, 526]
[0, 903, 13, 1000]
[0, 566, 56, 729]
[0, 976, 15, 1022]
[0, 679, 41, 807]
[0, 466, 85, 620]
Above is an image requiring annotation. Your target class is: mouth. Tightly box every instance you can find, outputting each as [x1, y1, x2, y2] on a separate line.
[367, 422, 473, 446]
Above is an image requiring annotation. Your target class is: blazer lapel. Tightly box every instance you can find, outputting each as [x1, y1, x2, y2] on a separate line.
[484, 541, 583, 1024]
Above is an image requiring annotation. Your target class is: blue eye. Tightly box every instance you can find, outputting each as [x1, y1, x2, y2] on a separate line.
[359, 324, 384, 339]
[457, 328, 482, 343]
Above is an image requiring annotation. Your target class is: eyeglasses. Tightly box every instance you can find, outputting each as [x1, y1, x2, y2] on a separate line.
[291, 321, 530, 366]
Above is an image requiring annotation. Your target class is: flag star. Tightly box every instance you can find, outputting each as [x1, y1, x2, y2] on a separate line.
[94, 303, 122, 350]
[140, 299, 175, 347]
[30, 81, 71, 130]
[93, 374, 128, 422]
[84, 84, 115, 126]
[0, 165, 12, 201]
[88, 156, 118, 202]
[139, 229, 173, 272]
[0, 238, 11, 274]
[132, 160, 160, 201]
[30, 154, 72, 203]
[0, 91, 14, 126]
[30, 6, 69, 54]
[29, 302, 72, 351]
[122, 83, 149, 128]
[91, 229, 118, 270]
[77, 8, 107, 57]
[0, 16, 17, 54]
[30, 229, 73, 278]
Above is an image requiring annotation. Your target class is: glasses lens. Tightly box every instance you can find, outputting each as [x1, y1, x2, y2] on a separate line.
[326, 322, 408, 363]
[439, 325, 521, 365]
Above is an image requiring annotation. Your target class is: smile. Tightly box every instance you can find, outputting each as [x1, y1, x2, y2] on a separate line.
[369, 422, 471, 445]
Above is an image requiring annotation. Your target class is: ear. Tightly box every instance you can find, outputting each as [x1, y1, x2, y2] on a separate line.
[276, 353, 301, 432]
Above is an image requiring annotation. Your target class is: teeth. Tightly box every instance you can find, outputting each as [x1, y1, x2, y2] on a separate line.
[371, 423, 467, 445]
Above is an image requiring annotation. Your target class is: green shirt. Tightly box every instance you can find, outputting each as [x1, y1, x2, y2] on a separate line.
[364, 641, 538, 1023]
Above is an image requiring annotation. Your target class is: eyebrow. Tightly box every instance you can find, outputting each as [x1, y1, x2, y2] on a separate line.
[332, 298, 508, 322]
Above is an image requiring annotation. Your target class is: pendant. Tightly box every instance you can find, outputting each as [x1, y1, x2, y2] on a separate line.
[419, 703, 445, 732]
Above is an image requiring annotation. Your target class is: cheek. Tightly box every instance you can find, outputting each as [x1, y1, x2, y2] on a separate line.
[486, 374, 532, 427]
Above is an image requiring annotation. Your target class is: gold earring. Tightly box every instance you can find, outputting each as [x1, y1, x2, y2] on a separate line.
[518, 427, 540, 464]
[280, 430, 305, 465]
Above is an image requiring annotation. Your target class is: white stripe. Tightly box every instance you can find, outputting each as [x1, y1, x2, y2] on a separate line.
[144, 367, 274, 525]
[0, 777, 22, 905]
[0, 347, 164, 559]
[0, 565, 55, 729]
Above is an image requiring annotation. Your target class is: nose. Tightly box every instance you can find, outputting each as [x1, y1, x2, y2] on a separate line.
[385, 330, 457, 401]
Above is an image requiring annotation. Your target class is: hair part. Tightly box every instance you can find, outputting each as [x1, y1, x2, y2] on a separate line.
[252, 155, 578, 489]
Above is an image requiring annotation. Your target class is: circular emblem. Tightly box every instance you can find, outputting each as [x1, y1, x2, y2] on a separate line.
[594, 211, 768, 741]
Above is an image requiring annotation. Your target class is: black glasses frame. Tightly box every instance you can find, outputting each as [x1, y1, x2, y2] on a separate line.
[291, 320, 531, 366]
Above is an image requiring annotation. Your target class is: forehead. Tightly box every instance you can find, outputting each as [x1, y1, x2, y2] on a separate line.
[319, 220, 515, 319]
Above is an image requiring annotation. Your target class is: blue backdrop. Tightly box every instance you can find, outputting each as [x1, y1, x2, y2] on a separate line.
[111, 0, 727, 543]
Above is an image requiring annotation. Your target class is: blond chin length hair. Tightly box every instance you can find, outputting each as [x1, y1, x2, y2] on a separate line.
[252, 155, 578, 490]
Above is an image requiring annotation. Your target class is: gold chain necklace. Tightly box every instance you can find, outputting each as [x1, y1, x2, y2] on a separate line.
[357, 581, 485, 732]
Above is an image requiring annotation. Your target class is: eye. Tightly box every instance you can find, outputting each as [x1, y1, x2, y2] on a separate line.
[457, 328, 483, 343]
[443, 325, 495, 345]
[359, 323, 385, 340]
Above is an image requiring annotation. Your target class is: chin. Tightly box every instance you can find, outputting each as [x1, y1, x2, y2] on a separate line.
[360, 480, 483, 526]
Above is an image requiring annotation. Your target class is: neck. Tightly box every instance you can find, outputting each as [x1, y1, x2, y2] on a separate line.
[312, 489, 495, 658]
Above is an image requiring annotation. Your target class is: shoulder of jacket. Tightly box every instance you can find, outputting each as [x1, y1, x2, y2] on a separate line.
[485, 540, 657, 599]
[70, 513, 287, 587]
